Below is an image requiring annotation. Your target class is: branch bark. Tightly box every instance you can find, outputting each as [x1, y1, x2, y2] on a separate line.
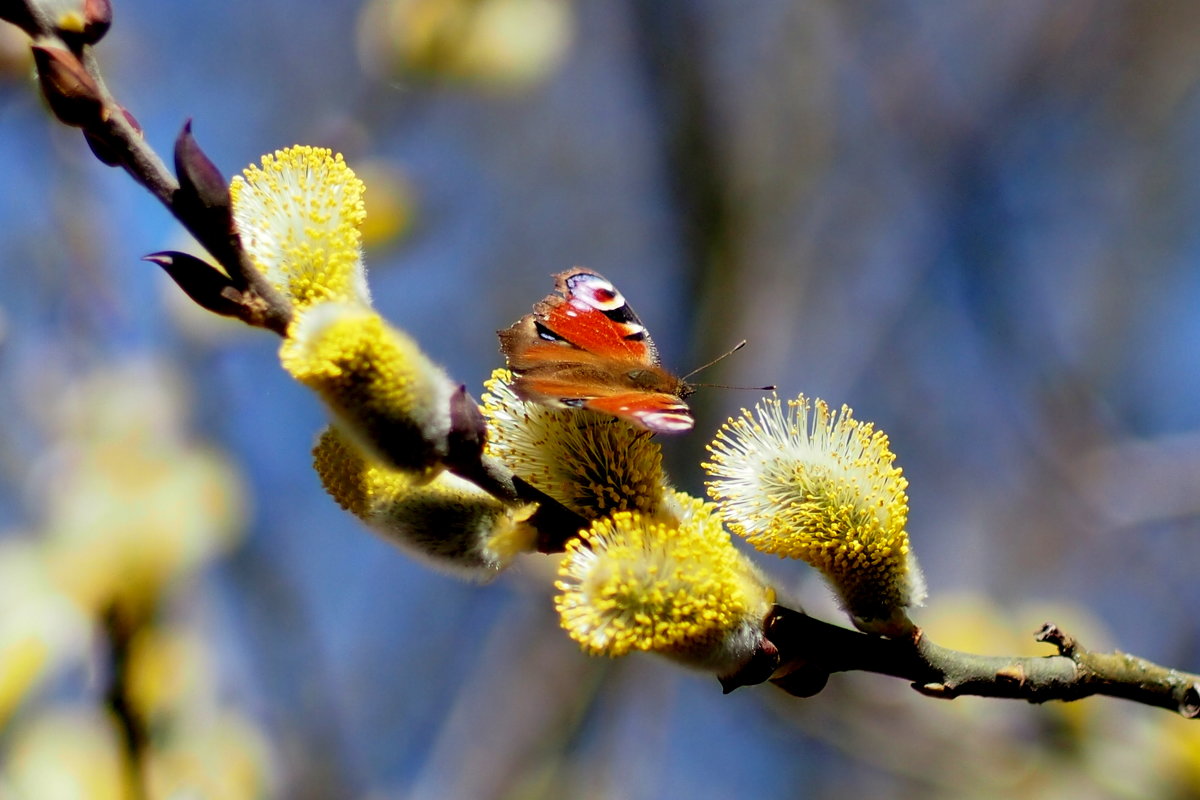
[765, 605, 1200, 717]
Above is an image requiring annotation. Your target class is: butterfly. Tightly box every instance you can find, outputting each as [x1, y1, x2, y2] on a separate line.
[498, 268, 694, 434]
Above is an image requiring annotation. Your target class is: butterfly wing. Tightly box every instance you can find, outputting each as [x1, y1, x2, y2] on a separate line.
[498, 269, 694, 433]
[533, 269, 659, 360]
[581, 391, 694, 434]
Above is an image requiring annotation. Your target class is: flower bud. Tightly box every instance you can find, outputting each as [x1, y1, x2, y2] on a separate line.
[173, 122, 247, 281]
[32, 46, 104, 128]
[120, 106, 142, 135]
[83, 130, 120, 166]
[446, 384, 487, 470]
[174, 122, 235, 259]
[86, 107, 141, 167]
[142, 252, 244, 322]
[82, 0, 112, 42]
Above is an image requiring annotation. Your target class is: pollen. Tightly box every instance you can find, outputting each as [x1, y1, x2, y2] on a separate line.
[230, 145, 370, 309]
[554, 492, 773, 668]
[481, 370, 667, 519]
[56, 11, 86, 32]
[705, 395, 924, 635]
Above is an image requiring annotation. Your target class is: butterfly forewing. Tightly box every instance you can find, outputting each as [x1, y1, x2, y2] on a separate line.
[536, 271, 659, 361]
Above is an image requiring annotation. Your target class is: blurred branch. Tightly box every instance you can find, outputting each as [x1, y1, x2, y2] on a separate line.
[101, 604, 148, 800]
[765, 605, 1200, 718]
[627, 0, 733, 286]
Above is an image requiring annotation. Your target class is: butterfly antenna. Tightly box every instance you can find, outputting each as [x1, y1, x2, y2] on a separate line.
[682, 340, 776, 391]
[690, 381, 777, 391]
[681, 340, 748, 381]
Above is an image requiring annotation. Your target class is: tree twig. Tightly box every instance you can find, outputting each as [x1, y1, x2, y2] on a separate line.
[764, 605, 1200, 717]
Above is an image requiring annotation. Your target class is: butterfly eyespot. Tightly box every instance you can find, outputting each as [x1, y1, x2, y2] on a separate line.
[567, 274, 627, 311]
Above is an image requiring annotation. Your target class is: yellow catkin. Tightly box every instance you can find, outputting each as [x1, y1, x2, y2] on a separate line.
[281, 303, 454, 478]
[705, 395, 924, 634]
[312, 427, 535, 577]
[230, 146, 369, 309]
[481, 370, 668, 519]
[555, 492, 773, 670]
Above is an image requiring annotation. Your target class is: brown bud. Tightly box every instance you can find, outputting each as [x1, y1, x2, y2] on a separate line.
[84, 106, 141, 167]
[718, 636, 781, 694]
[173, 120, 240, 269]
[760, 605, 833, 697]
[446, 385, 487, 469]
[32, 46, 105, 128]
[82, 0, 112, 43]
[174, 120, 230, 214]
[514, 475, 589, 553]
[120, 107, 142, 136]
[1181, 684, 1200, 719]
[143, 251, 246, 321]
[769, 661, 830, 698]
[84, 129, 121, 166]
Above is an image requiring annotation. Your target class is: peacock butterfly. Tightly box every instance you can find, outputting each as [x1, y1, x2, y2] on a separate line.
[498, 269, 694, 434]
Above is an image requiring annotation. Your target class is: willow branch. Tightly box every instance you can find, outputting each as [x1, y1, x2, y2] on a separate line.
[12, 0, 292, 333]
[7, 0, 590, 548]
[763, 605, 1200, 718]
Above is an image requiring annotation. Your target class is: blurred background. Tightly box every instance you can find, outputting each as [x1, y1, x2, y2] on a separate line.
[2, 1, 1200, 797]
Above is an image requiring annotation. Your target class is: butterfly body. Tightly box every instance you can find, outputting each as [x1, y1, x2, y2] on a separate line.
[499, 269, 694, 434]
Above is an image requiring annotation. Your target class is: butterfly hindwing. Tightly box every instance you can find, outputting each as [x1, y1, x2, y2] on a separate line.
[582, 392, 694, 433]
